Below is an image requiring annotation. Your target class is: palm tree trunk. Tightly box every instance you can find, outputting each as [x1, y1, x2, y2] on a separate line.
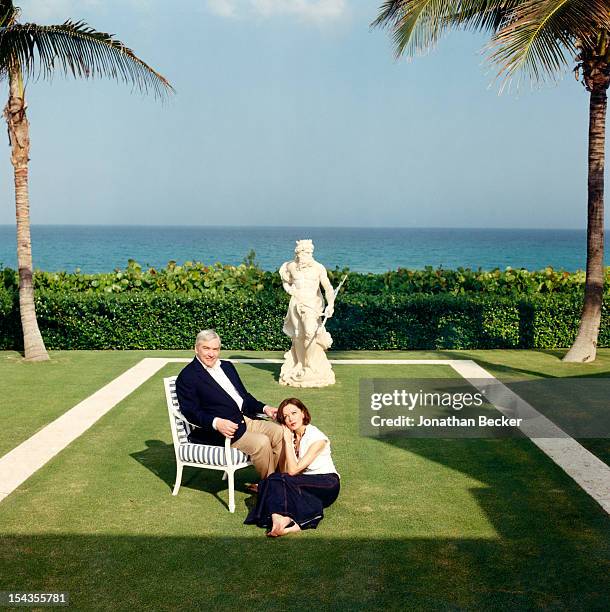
[5, 66, 49, 361]
[563, 84, 606, 362]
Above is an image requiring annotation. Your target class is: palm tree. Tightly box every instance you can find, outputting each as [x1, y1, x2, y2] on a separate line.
[0, 1, 172, 361]
[373, 0, 610, 362]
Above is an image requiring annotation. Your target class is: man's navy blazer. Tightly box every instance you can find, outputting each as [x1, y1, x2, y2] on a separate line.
[175, 358, 265, 446]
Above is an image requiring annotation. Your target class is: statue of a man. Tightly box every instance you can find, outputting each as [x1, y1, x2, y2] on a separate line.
[279, 239, 336, 387]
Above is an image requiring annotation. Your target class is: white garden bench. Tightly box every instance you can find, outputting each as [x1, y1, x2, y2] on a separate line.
[163, 376, 252, 513]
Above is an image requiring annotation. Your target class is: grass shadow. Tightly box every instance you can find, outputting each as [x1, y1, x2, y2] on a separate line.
[130, 439, 259, 510]
[440, 349, 559, 379]
[0, 530, 608, 610]
[371, 434, 609, 540]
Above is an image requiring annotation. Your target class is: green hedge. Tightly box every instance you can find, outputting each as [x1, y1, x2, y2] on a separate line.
[1, 289, 608, 350]
[331, 294, 521, 350]
[0, 286, 18, 350]
[31, 291, 289, 350]
[3, 261, 609, 297]
[336, 266, 598, 297]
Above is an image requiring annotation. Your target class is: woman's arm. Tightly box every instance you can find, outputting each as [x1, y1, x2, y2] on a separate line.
[282, 426, 326, 476]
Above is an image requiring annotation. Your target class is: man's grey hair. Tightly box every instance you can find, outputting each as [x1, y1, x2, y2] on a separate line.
[195, 329, 221, 346]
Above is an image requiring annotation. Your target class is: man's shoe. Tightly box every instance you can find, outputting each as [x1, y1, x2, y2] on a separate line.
[246, 482, 259, 494]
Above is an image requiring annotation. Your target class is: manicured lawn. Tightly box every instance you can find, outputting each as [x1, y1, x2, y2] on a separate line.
[0, 351, 609, 610]
[0, 351, 146, 457]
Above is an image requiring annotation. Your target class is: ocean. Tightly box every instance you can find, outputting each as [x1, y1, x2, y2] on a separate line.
[0, 225, 601, 274]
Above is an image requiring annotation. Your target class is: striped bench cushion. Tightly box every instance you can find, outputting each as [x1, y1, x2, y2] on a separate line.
[179, 443, 250, 466]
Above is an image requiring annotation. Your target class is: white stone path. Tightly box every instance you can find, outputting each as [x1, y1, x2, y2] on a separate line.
[0, 358, 609, 515]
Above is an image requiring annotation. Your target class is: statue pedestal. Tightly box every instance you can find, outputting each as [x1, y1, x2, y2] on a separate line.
[279, 328, 335, 388]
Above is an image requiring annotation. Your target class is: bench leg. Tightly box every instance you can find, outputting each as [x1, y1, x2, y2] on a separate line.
[227, 470, 236, 513]
[172, 463, 183, 496]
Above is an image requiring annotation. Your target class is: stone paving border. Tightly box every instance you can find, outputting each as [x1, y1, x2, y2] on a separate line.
[0, 357, 608, 515]
[0, 358, 170, 503]
[451, 361, 610, 515]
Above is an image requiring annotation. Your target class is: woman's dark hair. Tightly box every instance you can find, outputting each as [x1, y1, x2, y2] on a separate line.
[277, 397, 312, 426]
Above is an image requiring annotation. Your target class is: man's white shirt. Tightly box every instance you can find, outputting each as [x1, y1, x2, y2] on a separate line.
[196, 356, 243, 430]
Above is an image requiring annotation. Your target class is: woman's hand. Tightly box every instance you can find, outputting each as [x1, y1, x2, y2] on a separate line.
[282, 425, 293, 443]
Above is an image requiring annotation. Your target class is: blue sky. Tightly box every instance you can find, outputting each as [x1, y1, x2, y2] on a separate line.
[0, 0, 601, 228]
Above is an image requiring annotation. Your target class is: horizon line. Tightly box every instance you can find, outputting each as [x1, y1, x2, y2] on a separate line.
[0, 224, 599, 231]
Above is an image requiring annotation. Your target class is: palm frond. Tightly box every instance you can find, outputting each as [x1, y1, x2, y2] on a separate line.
[0, 0, 16, 26]
[489, 0, 610, 86]
[372, 0, 465, 57]
[449, 0, 523, 32]
[0, 20, 173, 98]
[372, 0, 524, 58]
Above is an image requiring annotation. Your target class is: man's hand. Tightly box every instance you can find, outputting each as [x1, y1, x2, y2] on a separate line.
[263, 405, 278, 419]
[216, 418, 238, 438]
[324, 305, 334, 318]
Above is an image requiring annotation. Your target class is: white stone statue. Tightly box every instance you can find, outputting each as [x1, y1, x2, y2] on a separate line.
[279, 240, 336, 388]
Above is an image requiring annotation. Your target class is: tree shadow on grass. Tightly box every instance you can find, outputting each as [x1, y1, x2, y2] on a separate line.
[130, 440, 260, 511]
[434, 351, 610, 465]
[439, 348, 610, 381]
[535, 348, 569, 359]
[0, 526, 608, 610]
[378, 433, 610, 535]
[343, 435, 610, 610]
[439, 349, 559, 380]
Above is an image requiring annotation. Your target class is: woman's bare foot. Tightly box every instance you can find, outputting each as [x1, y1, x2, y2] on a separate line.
[278, 520, 301, 536]
[267, 513, 292, 537]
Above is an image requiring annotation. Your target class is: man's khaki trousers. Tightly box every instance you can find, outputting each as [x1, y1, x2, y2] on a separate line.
[231, 416, 283, 478]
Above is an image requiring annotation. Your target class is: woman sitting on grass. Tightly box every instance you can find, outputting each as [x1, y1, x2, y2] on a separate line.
[244, 397, 340, 537]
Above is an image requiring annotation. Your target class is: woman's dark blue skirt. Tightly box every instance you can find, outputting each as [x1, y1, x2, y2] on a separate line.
[244, 472, 340, 530]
